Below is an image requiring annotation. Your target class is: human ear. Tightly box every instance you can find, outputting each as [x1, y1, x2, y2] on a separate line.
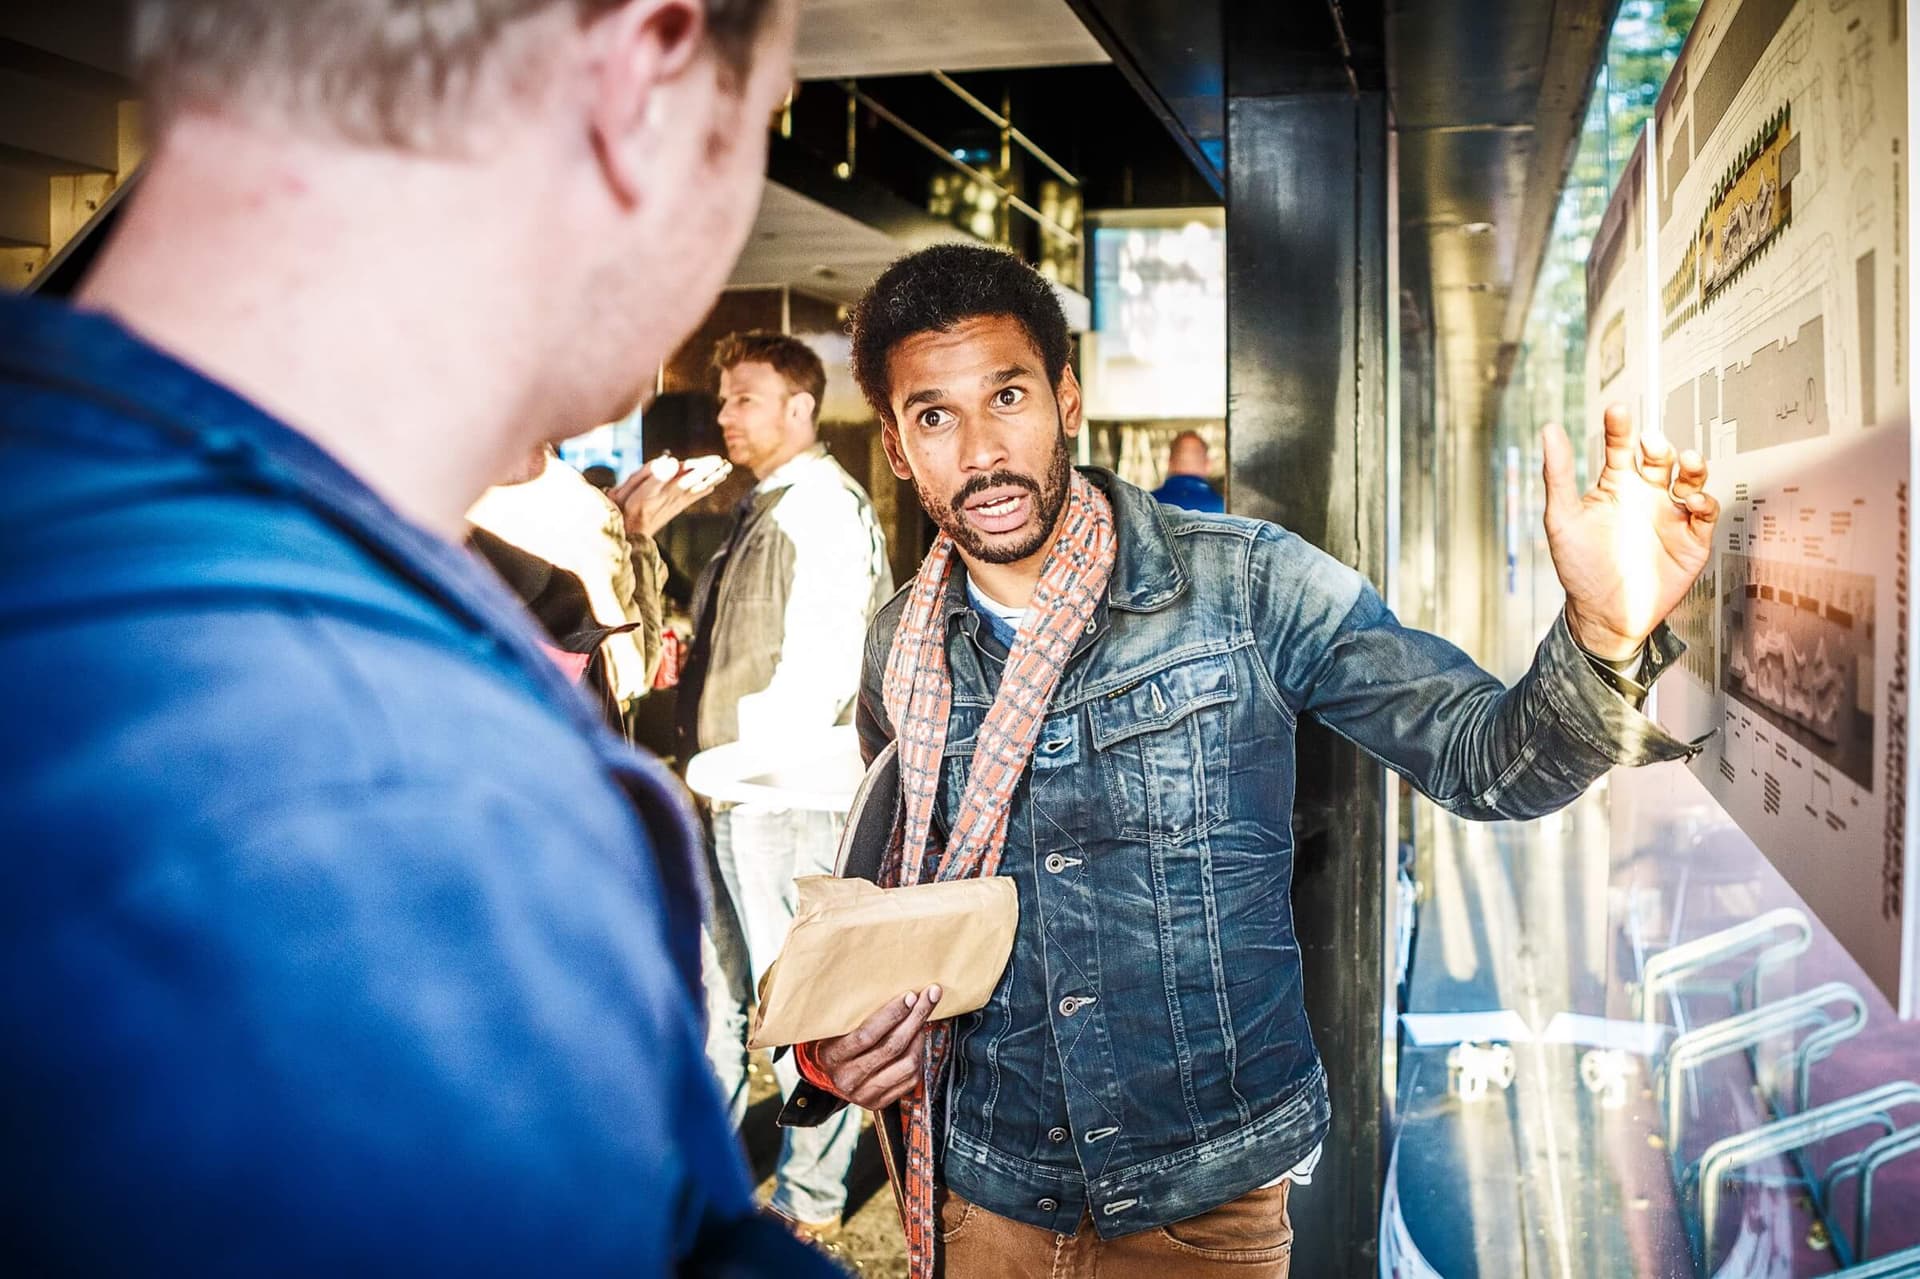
[787, 391, 817, 430]
[585, 0, 707, 208]
[1056, 363, 1085, 440]
[881, 419, 914, 481]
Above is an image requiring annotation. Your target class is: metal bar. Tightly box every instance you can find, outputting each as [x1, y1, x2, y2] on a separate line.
[1859, 1125, 1920, 1261]
[1638, 907, 1812, 1023]
[843, 84, 857, 177]
[928, 70, 1082, 188]
[1823, 1123, 1920, 1266]
[1843, 1242, 1920, 1277]
[1658, 982, 1867, 1165]
[1696, 1083, 1920, 1273]
[839, 82, 1082, 247]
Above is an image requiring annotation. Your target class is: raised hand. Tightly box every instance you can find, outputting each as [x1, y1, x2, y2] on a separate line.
[610, 453, 731, 540]
[1540, 403, 1718, 661]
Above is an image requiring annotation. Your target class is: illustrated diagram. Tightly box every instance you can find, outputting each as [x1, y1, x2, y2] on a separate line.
[1592, 0, 1916, 1014]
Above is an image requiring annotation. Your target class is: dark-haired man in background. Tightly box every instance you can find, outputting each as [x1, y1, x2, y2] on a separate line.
[0, 0, 838, 1273]
[784, 244, 1717, 1278]
[682, 331, 892, 1237]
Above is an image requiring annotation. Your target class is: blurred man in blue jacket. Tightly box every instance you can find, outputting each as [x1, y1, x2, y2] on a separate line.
[0, 1, 837, 1274]
[1150, 430, 1225, 512]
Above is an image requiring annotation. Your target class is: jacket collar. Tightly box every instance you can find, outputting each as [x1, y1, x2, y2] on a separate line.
[1086, 468, 1188, 613]
[753, 442, 830, 495]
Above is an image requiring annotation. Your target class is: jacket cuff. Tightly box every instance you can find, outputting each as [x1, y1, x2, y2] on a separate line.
[1538, 611, 1703, 767]
[792, 1040, 841, 1095]
[777, 1077, 851, 1129]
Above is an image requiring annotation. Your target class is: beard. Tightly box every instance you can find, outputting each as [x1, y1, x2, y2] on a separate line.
[915, 424, 1074, 565]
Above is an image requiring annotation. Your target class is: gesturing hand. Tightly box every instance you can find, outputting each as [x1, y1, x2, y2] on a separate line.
[610, 454, 731, 540]
[811, 986, 941, 1109]
[1541, 403, 1719, 661]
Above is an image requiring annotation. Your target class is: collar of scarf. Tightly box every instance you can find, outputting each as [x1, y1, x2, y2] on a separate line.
[879, 468, 1116, 1279]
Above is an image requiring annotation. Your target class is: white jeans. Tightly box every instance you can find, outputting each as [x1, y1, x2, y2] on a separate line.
[703, 804, 858, 1224]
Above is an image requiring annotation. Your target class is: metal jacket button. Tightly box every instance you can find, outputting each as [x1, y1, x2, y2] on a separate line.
[1038, 1198, 1059, 1213]
[1059, 995, 1094, 1016]
[1049, 1127, 1069, 1143]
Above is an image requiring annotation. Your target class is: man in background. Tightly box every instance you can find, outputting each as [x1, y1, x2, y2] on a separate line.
[679, 331, 892, 1239]
[0, 0, 837, 1272]
[1151, 429, 1225, 512]
[470, 446, 727, 730]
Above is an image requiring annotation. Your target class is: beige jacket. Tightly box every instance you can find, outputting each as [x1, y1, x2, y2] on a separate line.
[468, 453, 665, 705]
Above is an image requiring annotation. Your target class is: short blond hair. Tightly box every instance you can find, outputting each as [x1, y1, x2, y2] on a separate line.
[133, 0, 772, 148]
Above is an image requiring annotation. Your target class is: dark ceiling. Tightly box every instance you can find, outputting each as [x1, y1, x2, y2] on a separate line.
[1064, 0, 1621, 441]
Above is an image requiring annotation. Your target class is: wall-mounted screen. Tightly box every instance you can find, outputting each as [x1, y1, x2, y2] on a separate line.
[1083, 214, 1226, 421]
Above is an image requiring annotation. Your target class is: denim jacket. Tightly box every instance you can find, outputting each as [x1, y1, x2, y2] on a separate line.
[790, 469, 1692, 1239]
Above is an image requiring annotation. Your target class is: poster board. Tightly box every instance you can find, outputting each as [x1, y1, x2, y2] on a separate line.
[1594, 0, 1917, 1015]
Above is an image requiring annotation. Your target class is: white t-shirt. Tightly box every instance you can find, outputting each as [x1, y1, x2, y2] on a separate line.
[965, 577, 1028, 632]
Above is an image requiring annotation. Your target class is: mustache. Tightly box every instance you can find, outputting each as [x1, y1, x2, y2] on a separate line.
[950, 469, 1042, 510]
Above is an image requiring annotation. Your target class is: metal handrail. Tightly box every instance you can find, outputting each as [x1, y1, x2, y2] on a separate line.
[1820, 1123, 1920, 1264]
[1658, 981, 1867, 1153]
[1843, 1242, 1920, 1277]
[1696, 1083, 1920, 1273]
[1637, 907, 1812, 1023]
[838, 82, 1082, 247]
[928, 70, 1081, 189]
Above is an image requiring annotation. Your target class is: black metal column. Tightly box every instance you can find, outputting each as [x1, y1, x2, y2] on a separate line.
[1226, 90, 1394, 1279]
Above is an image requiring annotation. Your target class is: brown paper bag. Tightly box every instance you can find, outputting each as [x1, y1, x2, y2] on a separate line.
[746, 874, 1018, 1050]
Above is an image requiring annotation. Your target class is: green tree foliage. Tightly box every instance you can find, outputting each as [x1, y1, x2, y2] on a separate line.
[1503, 0, 1702, 468]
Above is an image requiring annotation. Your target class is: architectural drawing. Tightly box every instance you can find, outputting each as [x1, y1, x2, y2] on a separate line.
[1612, 0, 1917, 1013]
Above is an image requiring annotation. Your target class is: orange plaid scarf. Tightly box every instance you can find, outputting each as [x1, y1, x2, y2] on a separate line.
[880, 470, 1116, 1278]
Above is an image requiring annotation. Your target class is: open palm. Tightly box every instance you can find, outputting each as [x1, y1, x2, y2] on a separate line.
[1541, 403, 1718, 661]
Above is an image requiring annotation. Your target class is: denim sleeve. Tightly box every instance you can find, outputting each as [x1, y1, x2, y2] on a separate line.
[1250, 525, 1699, 821]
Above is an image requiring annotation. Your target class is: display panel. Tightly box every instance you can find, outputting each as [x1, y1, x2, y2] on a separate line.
[1589, 0, 1918, 1014]
[1082, 216, 1227, 421]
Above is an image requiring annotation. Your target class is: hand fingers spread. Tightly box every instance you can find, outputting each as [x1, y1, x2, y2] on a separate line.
[1636, 423, 1677, 491]
[1598, 402, 1637, 481]
[687, 465, 731, 497]
[1539, 423, 1581, 520]
[1670, 449, 1708, 502]
[626, 473, 670, 505]
[1686, 489, 1720, 543]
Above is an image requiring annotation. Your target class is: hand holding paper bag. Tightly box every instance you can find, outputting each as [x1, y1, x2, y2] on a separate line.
[746, 874, 1019, 1051]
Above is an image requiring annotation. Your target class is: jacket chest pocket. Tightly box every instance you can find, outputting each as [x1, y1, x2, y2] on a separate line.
[938, 708, 1078, 838]
[1088, 653, 1235, 842]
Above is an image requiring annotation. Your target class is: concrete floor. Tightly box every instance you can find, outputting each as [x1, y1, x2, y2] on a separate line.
[740, 1053, 908, 1276]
